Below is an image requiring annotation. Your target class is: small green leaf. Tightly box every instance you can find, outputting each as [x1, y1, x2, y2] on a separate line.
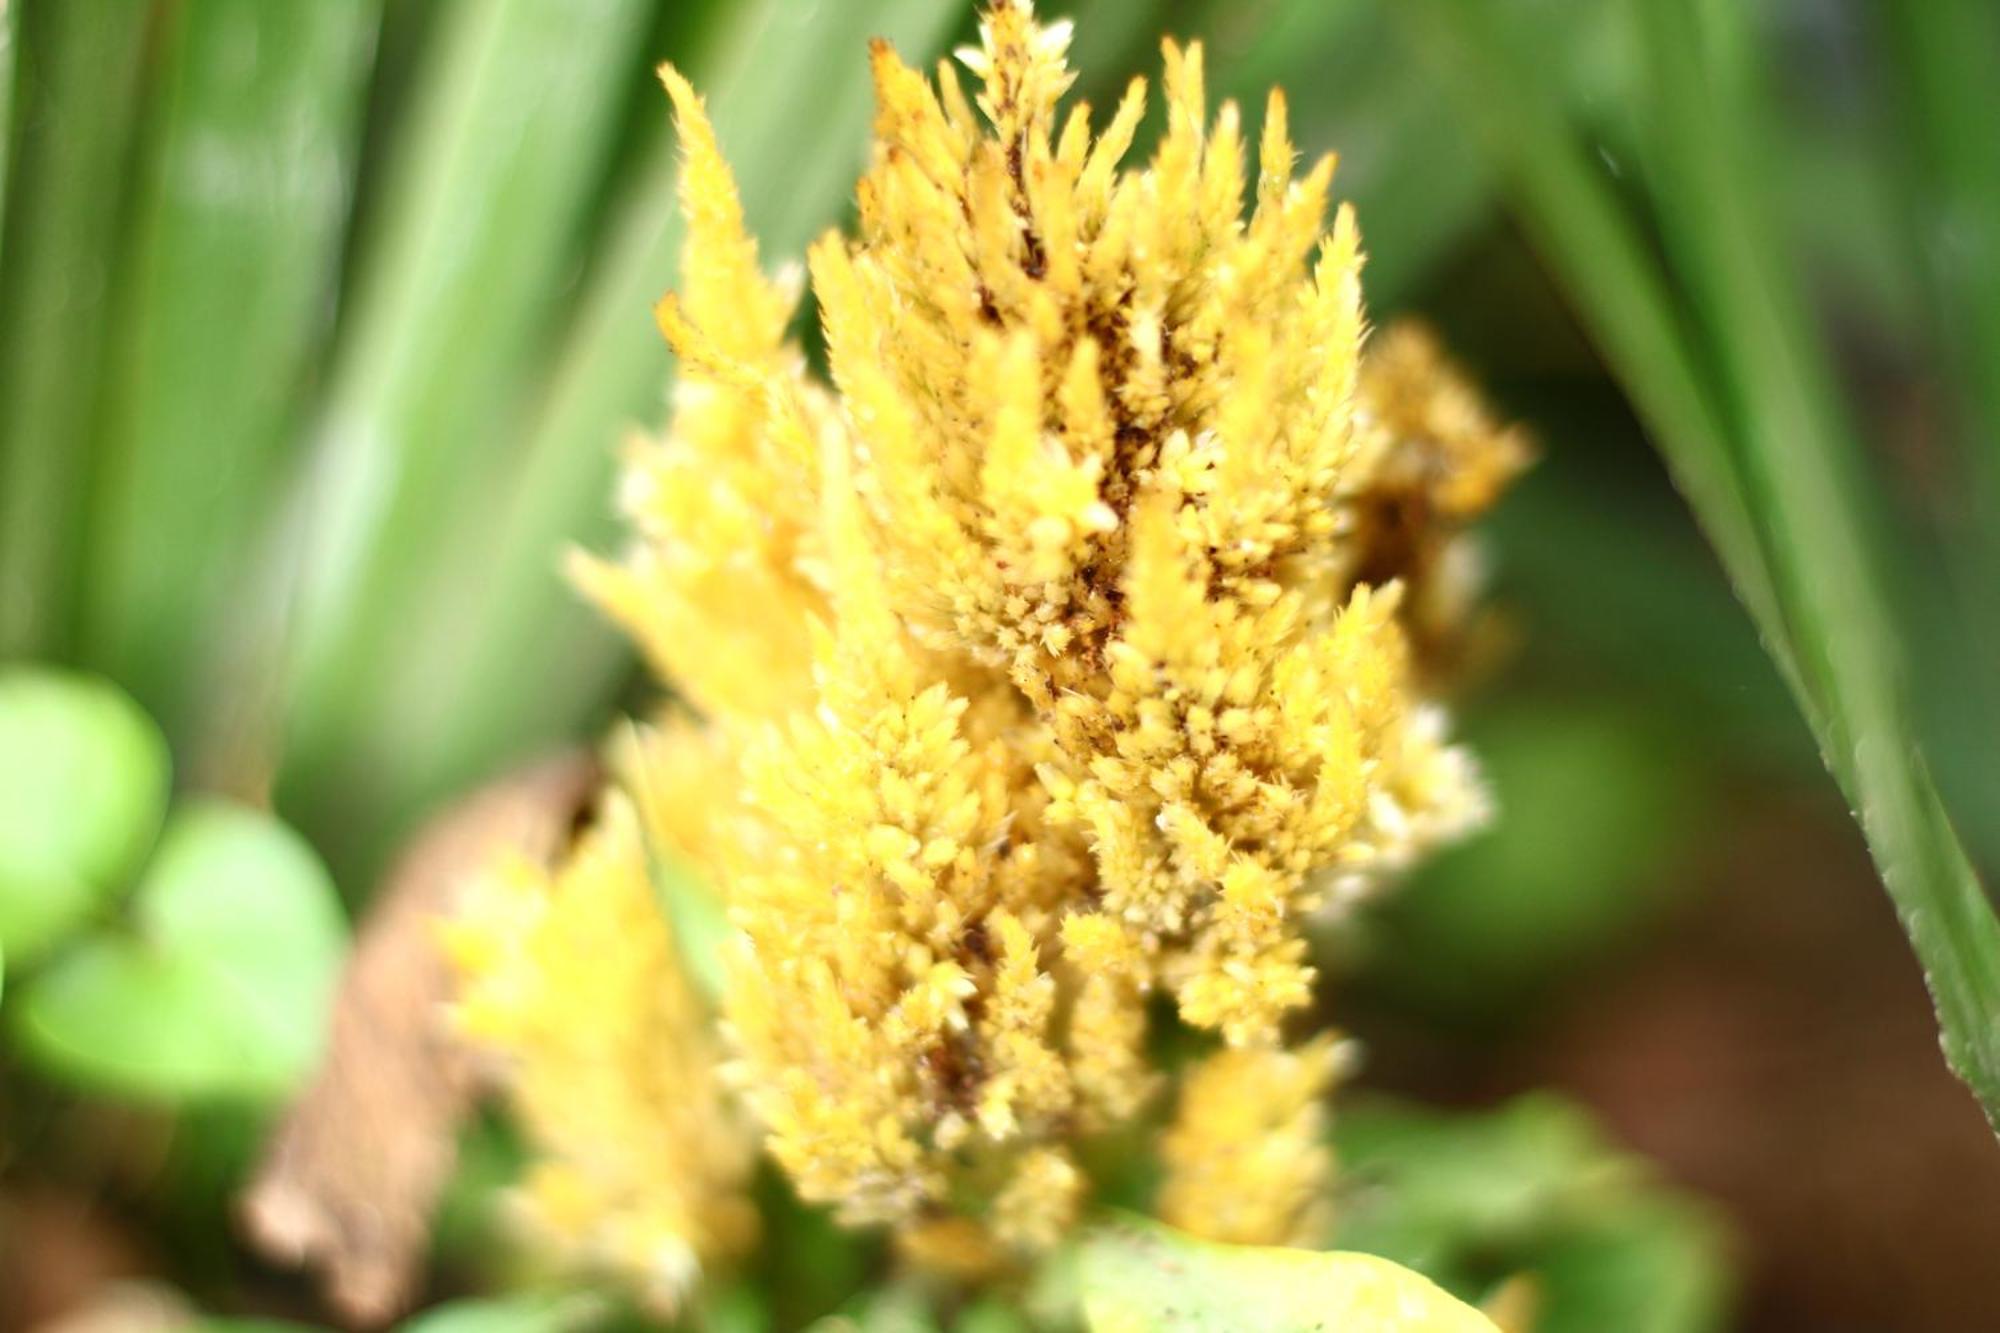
[1334, 1096, 1637, 1265]
[0, 667, 170, 962]
[1332, 1097, 1732, 1333]
[14, 801, 346, 1101]
[1079, 1217, 1497, 1332]
[397, 1292, 602, 1333]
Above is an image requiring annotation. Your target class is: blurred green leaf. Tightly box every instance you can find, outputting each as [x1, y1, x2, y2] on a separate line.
[0, 666, 171, 963]
[1336, 1096, 1643, 1265]
[1405, 0, 2000, 1131]
[954, 1301, 1032, 1333]
[1371, 702, 1698, 1012]
[80, 0, 379, 733]
[1078, 1216, 1497, 1332]
[1393, 0, 1792, 686]
[0, 0, 16, 268]
[0, 0, 153, 658]
[398, 1292, 602, 1333]
[1877, 0, 2000, 859]
[279, 0, 663, 777]
[1334, 1097, 1731, 1333]
[286, 0, 968, 875]
[699, 1283, 773, 1333]
[423, 0, 968, 776]
[1632, 0, 2000, 1134]
[807, 1286, 941, 1333]
[1880, 0, 2000, 528]
[1530, 1202, 1731, 1333]
[1210, 0, 1494, 306]
[14, 800, 345, 1101]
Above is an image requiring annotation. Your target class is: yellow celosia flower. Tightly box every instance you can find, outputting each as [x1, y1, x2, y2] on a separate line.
[1349, 322, 1533, 671]
[548, 0, 1520, 1263]
[1157, 1038, 1347, 1247]
[445, 795, 756, 1308]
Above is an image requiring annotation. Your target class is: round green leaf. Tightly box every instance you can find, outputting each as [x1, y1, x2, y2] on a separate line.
[14, 800, 347, 1102]
[0, 667, 170, 962]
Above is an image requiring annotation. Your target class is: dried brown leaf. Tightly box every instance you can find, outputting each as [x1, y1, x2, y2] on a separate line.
[240, 751, 597, 1326]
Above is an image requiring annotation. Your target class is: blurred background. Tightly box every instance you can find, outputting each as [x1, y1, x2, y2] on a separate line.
[2, 0, 1998, 1329]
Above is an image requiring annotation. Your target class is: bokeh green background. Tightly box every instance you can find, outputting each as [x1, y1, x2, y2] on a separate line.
[2, 1, 1998, 1329]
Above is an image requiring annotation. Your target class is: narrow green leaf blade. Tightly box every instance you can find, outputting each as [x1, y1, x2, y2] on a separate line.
[1408, 0, 2000, 1127]
[0, 0, 18, 269]
[286, 0, 968, 852]
[0, 0, 153, 658]
[79, 0, 380, 732]
[1632, 0, 2000, 1131]
[277, 0, 663, 767]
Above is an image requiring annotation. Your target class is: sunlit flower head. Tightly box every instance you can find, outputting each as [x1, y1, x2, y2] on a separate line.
[527, 0, 1521, 1267]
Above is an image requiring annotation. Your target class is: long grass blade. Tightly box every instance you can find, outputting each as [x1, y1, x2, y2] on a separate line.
[0, 0, 18, 272]
[0, 0, 153, 660]
[276, 0, 665, 772]
[1404, 0, 2000, 1128]
[1875, 0, 2000, 857]
[78, 0, 379, 738]
[314, 0, 969, 847]
[1634, 0, 2000, 1130]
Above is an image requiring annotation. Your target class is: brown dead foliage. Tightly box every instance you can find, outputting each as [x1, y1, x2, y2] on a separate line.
[239, 752, 598, 1327]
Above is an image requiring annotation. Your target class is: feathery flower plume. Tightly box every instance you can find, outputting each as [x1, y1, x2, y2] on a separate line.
[446, 795, 756, 1306]
[464, 0, 1524, 1284]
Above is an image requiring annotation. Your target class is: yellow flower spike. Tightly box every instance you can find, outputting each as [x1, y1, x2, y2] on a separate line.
[540, 0, 1524, 1262]
[1159, 1038, 1346, 1248]
[447, 796, 755, 1310]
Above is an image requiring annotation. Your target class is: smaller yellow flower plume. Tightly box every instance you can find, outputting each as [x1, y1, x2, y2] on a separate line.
[1158, 1038, 1348, 1247]
[445, 794, 755, 1309]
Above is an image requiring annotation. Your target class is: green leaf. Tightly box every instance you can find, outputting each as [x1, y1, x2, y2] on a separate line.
[79, 0, 379, 730]
[1078, 1217, 1497, 1332]
[0, 667, 171, 963]
[1402, 0, 2000, 1131]
[278, 0, 663, 777]
[1628, 0, 2000, 1135]
[805, 1286, 941, 1333]
[0, 0, 17, 270]
[1332, 1098, 1732, 1333]
[1530, 1202, 1730, 1333]
[0, 0, 153, 657]
[955, 1302, 1033, 1333]
[326, 0, 967, 854]
[397, 1292, 602, 1333]
[14, 800, 346, 1101]
[1373, 704, 1698, 1011]
[1335, 1097, 1641, 1266]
